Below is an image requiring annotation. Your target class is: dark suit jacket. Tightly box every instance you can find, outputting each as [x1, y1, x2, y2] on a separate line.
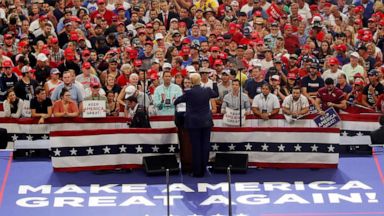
[129, 105, 151, 128]
[174, 84, 218, 129]
[157, 11, 179, 30]
[370, 126, 384, 145]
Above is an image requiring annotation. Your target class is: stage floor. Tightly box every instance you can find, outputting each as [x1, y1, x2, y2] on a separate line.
[1, 149, 384, 216]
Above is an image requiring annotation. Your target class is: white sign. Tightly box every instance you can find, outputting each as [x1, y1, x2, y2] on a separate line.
[83, 100, 106, 118]
[223, 107, 246, 126]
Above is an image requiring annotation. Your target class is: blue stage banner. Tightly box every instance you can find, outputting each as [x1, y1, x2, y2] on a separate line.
[313, 107, 341, 128]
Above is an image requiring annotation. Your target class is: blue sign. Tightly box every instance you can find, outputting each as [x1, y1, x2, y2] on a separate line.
[313, 107, 341, 128]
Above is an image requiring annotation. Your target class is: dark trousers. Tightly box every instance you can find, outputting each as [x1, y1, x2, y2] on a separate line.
[188, 127, 211, 176]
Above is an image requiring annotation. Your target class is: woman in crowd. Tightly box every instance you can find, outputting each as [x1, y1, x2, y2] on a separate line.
[3, 89, 23, 118]
[52, 88, 80, 118]
[103, 74, 121, 101]
[106, 91, 120, 116]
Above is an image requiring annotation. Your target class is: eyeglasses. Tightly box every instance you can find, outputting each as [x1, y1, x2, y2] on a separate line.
[64, 94, 71, 97]
[3, 67, 11, 69]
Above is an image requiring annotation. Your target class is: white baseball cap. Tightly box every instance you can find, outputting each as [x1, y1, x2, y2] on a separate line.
[37, 53, 48, 62]
[155, 33, 164, 40]
[186, 65, 196, 73]
[125, 85, 136, 99]
[350, 52, 360, 59]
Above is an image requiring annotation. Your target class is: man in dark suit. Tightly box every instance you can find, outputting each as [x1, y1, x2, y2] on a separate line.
[174, 73, 218, 177]
[157, 0, 179, 30]
[126, 96, 151, 128]
[370, 115, 384, 145]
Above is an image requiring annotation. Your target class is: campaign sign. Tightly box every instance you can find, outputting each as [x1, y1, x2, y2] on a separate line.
[314, 107, 341, 128]
[266, 3, 283, 20]
[83, 100, 106, 118]
[223, 107, 246, 126]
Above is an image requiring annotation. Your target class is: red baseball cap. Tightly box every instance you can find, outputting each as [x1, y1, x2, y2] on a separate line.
[178, 22, 186, 27]
[18, 41, 29, 48]
[287, 73, 296, 80]
[133, 59, 142, 67]
[354, 79, 364, 86]
[4, 34, 12, 39]
[2, 60, 13, 68]
[324, 2, 332, 8]
[309, 5, 318, 11]
[117, 6, 125, 11]
[82, 49, 91, 56]
[97, 0, 105, 4]
[214, 59, 223, 66]
[50, 37, 58, 44]
[328, 57, 339, 65]
[82, 62, 91, 69]
[182, 38, 191, 44]
[210, 46, 220, 52]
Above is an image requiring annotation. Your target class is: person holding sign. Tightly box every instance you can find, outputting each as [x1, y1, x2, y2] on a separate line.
[252, 83, 280, 120]
[221, 79, 251, 115]
[174, 73, 218, 177]
[315, 78, 346, 115]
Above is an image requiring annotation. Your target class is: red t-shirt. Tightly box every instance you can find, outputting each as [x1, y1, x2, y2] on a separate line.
[116, 74, 130, 87]
[317, 87, 345, 112]
[90, 9, 115, 25]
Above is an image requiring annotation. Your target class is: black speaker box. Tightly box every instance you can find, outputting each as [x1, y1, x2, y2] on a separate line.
[0, 128, 8, 149]
[143, 155, 180, 175]
[213, 153, 248, 173]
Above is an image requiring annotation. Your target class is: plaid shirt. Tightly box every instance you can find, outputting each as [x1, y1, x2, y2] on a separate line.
[50, 48, 64, 65]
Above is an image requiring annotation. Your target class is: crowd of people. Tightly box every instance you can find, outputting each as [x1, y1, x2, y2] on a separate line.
[1, 0, 384, 124]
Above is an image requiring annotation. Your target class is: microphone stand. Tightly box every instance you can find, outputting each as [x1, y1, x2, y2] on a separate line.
[166, 168, 170, 216]
[227, 166, 232, 216]
[239, 69, 242, 127]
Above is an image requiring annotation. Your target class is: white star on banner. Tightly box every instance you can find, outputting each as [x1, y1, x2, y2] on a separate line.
[311, 144, 318, 152]
[328, 145, 335, 152]
[341, 131, 348, 136]
[86, 147, 94, 155]
[11, 134, 18, 141]
[237, 213, 248, 216]
[53, 148, 61, 156]
[277, 144, 285, 152]
[228, 144, 236, 151]
[294, 144, 302, 152]
[211, 214, 225, 216]
[26, 135, 33, 141]
[119, 145, 127, 153]
[70, 148, 77, 156]
[245, 143, 252, 150]
[136, 145, 143, 153]
[41, 134, 49, 140]
[356, 132, 363, 136]
[103, 146, 111, 154]
[168, 145, 176, 152]
[211, 143, 219, 151]
[187, 214, 204, 216]
[152, 145, 159, 152]
[261, 143, 269, 151]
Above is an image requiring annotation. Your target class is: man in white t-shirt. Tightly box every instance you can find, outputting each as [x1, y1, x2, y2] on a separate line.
[282, 86, 309, 120]
[252, 83, 280, 120]
[322, 57, 344, 84]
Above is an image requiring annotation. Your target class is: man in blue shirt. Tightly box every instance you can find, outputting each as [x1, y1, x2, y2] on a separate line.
[153, 71, 183, 115]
